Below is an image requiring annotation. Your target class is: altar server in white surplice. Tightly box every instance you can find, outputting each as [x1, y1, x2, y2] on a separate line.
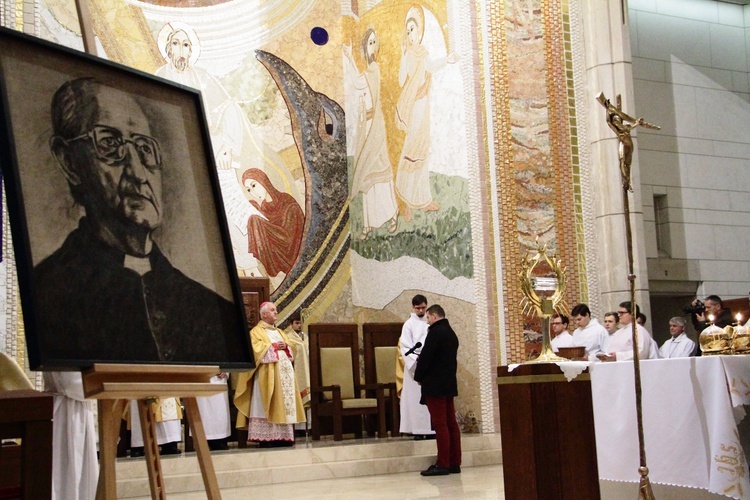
[570, 303, 609, 360]
[193, 373, 231, 450]
[285, 311, 312, 435]
[659, 317, 696, 358]
[598, 301, 659, 361]
[129, 398, 182, 455]
[550, 314, 575, 352]
[399, 294, 435, 439]
[44, 371, 98, 500]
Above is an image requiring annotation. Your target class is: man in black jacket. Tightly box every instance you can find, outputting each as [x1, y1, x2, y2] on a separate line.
[414, 304, 461, 476]
[691, 295, 734, 331]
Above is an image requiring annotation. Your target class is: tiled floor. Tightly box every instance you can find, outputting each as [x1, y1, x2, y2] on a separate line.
[132, 463, 506, 499]
[120, 433, 503, 498]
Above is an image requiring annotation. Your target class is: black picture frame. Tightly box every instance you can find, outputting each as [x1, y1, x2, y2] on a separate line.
[0, 27, 253, 371]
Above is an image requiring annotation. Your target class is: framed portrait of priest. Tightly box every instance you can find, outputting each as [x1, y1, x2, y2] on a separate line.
[0, 28, 253, 371]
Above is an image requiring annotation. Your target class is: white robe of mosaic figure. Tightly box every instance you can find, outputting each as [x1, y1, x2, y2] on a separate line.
[399, 312, 435, 435]
[346, 31, 398, 239]
[394, 6, 458, 221]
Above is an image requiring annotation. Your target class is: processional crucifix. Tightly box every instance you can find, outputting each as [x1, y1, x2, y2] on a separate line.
[597, 92, 660, 500]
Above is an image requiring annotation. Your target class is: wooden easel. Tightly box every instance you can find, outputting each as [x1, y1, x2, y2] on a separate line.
[83, 364, 225, 499]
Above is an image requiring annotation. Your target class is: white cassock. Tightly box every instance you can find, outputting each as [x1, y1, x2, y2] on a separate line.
[286, 329, 312, 432]
[659, 333, 696, 358]
[572, 318, 609, 360]
[399, 313, 435, 435]
[130, 398, 181, 447]
[550, 331, 575, 352]
[608, 323, 660, 360]
[192, 375, 230, 440]
[43, 371, 98, 500]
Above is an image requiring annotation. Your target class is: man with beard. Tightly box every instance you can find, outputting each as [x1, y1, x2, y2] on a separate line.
[34, 77, 245, 363]
[155, 22, 243, 171]
[154, 22, 268, 278]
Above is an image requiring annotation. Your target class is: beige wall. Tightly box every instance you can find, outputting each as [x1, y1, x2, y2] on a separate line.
[630, 0, 750, 337]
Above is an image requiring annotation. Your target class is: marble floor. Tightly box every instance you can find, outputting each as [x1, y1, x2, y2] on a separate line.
[131, 463, 506, 499]
[119, 433, 503, 498]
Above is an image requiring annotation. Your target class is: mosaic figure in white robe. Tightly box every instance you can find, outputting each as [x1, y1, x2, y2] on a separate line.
[394, 5, 459, 222]
[346, 27, 398, 240]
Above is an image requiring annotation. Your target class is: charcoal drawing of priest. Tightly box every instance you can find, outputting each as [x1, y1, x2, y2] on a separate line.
[33, 77, 246, 365]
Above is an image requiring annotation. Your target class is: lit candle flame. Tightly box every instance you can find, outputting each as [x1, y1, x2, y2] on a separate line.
[737, 313, 742, 324]
[708, 314, 715, 323]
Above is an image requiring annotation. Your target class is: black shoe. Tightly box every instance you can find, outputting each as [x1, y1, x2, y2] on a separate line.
[449, 465, 461, 474]
[160, 442, 181, 456]
[208, 439, 228, 451]
[130, 447, 144, 458]
[420, 464, 450, 476]
[271, 440, 294, 448]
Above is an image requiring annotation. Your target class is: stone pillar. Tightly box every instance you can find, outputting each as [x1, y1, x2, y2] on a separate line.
[580, 0, 651, 317]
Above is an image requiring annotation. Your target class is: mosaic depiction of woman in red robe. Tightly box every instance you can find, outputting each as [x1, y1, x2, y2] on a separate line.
[242, 168, 305, 278]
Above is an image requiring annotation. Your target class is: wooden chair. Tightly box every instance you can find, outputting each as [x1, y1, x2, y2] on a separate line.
[308, 323, 387, 441]
[363, 323, 402, 437]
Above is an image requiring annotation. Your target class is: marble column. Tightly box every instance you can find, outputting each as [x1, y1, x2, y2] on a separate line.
[580, 0, 651, 317]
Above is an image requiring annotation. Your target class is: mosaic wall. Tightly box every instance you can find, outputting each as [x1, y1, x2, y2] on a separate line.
[0, 0, 594, 428]
[486, 0, 588, 362]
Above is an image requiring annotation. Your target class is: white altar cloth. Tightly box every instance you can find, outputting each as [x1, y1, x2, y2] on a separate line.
[507, 361, 591, 381]
[590, 356, 750, 499]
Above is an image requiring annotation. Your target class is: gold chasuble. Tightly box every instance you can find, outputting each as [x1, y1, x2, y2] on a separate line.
[234, 323, 306, 428]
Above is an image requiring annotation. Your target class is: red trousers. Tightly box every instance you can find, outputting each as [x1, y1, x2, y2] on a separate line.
[424, 396, 462, 468]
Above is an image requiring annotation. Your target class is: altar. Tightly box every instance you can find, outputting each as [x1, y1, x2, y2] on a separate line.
[590, 356, 750, 499]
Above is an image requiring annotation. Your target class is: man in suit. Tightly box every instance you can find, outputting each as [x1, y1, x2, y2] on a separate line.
[414, 304, 461, 476]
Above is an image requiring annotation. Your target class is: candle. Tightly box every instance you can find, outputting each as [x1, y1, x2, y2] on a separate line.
[737, 313, 742, 325]
[708, 314, 715, 323]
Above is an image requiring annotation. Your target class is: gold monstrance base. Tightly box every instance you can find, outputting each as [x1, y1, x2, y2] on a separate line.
[524, 314, 567, 364]
[526, 349, 568, 364]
